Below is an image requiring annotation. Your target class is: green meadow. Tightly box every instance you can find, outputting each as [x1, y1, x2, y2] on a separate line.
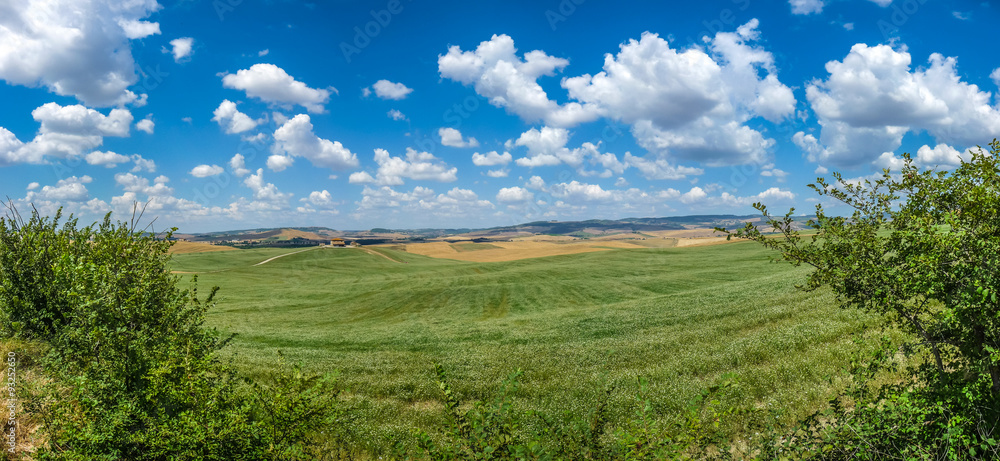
[171, 242, 874, 450]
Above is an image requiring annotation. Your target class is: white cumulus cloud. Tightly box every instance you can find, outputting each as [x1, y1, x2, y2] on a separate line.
[371, 148, 458, 186]
[804, 44, 1000, 167]
[165, 37, 194, 62]
[472, 151, 512, 166]
[438, 34, 600, 127]
[371, 80, 413, 100]
[223, 64, 332, 113]
[85, 150, 130, 168]
[190, 164, 225, 178]
[439, 127, 479, 148]
[0, 0, 159, 106]
[563, 21, 793, 166]
[272, 114, 359, 170]
[212, 100, 259, 134]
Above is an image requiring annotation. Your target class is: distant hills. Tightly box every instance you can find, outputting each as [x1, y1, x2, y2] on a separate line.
[175, 214, 810, 246]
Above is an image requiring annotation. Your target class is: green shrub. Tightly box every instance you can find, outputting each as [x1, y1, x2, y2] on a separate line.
[0, 205, 343, 460]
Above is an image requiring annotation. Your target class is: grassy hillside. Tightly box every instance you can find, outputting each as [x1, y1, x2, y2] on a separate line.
[171, 243, 873, 450]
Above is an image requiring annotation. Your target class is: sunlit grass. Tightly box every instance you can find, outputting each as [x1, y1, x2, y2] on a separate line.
[171, 242, 875, 450]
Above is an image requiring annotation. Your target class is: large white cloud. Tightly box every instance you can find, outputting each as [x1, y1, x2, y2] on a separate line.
[222, 64, 332, 113]
[370, 148, 458, 186]
[804, 44, 1000, 167]
[272, 114, 359, 170]
[0, 102, 133, 164]
[0, 0, 159, 106]
[212, 100, 259, 134]
[438, 34, 600, 127]
[563, 20, 794, 166]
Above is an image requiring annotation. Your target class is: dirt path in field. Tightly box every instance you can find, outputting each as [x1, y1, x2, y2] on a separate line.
[361, 247, 405, 263]
[253, 247, 320, 266]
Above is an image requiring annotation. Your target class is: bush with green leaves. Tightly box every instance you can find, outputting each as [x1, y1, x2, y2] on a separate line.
[719, 140, 1000, 459]
[0, 205, 343, 460]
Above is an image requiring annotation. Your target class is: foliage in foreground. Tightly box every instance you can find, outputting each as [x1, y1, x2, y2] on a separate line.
[0, 205, 345, 460]
[717, 140, 1000, 459]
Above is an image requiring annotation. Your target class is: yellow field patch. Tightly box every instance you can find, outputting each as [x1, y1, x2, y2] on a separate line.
[277, 229, 328, 240]
[168, 241, 240, 254]
[400, 240, 645, 262]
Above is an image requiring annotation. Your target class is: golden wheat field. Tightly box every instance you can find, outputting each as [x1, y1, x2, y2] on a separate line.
[399, 238, 691, 262]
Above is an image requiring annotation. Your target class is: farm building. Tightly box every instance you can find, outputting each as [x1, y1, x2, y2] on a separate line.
[330, 238, 346, 247]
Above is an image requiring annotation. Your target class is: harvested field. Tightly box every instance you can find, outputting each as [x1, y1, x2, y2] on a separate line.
[401, 240, 640, 262]
[643, 228, 726, 239]
[450, 242, 502, 252]
[276, 229, 328, 240]
[675, 236, 732, 247]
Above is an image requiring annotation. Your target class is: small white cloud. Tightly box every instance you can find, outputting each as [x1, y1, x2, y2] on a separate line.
[679, 186, 708, 204]
[486, 169, 508, 177]
[496, 186, 534, 202]
[130, 154, 156, 173]
[371, 80, 413, 100]
[952, 11, 971, 20]
[258, 49, 270, 57]
[26, 182, 39, 190]
[85, 150, 130, 167]
[165, 37, 194, 62]
[118, 19, 160, 39]
[387, 109, 407, 121]
[266, 154, 295, 172]
[212, 100, 259, 134]
[472, 151, 512, 166]
[349, 171, 376, 184]
[135, 117, 154, 134]
[190, 164, 224, 178]
[229, 153, 251, 177]
[842, 22, 854, 31]
[789, 0, 824, 15]
[525, 176, 546, 190]
[439, 127, 479, 148]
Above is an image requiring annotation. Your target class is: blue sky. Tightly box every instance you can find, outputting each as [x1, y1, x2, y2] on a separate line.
[0, 0, 996, 232]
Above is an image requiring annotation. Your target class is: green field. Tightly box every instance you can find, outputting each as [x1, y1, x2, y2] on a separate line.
[171, 243, 873, 450]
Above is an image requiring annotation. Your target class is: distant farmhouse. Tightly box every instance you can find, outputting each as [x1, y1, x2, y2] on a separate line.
[330, 238, 346, 247]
